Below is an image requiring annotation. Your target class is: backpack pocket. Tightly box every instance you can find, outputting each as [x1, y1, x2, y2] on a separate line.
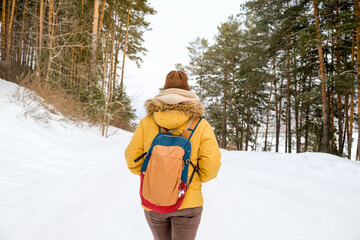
[142, 145, 185, 206]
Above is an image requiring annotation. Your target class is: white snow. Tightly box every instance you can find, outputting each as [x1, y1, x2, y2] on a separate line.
[1, 79, 360, 240]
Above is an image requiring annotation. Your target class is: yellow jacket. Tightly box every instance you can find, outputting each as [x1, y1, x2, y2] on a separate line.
[125, 91, 221, 210]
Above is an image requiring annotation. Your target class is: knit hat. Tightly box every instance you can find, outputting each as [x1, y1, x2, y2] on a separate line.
[163, 70, 190, 91]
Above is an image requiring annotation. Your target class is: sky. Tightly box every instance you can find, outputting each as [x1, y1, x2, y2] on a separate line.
[124, 0, 248, 120]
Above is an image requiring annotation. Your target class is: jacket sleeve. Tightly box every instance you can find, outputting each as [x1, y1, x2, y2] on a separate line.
[124, 120, 145, 175]
[197, 122, 221, 183]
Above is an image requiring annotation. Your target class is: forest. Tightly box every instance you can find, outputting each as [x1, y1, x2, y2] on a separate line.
[184, 0, 360, 160]
[0, 0, 155, 135]
[2, 0, 360, 160]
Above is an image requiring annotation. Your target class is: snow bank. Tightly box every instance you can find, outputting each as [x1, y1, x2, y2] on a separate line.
[1, 79, 360, 240]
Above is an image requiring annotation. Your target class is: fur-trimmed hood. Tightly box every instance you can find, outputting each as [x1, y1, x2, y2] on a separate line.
[145, 88, 205, 119]
[145, 98, 205, 119]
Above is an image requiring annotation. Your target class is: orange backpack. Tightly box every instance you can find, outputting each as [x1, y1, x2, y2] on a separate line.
[134, 116, 203, 213]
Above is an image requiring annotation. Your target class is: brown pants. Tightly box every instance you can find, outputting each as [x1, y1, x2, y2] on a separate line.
[144, 207, 203, 240]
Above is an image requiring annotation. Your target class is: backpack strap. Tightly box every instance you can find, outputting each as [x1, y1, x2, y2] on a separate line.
[182, 117, 203, 139]
[148, 114, 204, 188]
[134, 152, 147, 163]
[186, 161, 199, 190]
[183, 116, 204, 189]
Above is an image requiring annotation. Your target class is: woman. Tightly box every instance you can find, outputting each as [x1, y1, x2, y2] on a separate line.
[125, 70, 221, 240]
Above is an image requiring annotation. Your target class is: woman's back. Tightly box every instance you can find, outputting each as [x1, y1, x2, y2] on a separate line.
[125, 70, 221, 240]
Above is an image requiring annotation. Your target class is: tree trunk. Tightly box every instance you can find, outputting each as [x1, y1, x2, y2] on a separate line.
[113, 35, 121, 93]
[221, 86, 228, 148]
[90, 0, 100, 90]
[38, 0, 44, 58]
[245, 102, 251, 151]
[34, 0, 39, 76]
[329, 30, 334, 154]
[355, 0, 360, 160]
[330, 95, 335, 153]
[102, 19, 116, 137]
[294, 54, 300, 153]
[313, 0, 329, 153]
[30, 36, 35, 69]
[286, 42, 292, 154]
[285, 100, 288, 153]
[264, 79, 273, 151]
[46, 0, 54, 82]
[305, 75, 312, 151]
[112, 11, 122, 92]
[1, 0, 6, 60]
[6, 0, 9, 24]
[102, 97, 109, 137]
[18, 0, 28, 64]
[102, 30, 110, 91]
[5, 0, 15, 61]
[294, 79, 299, 153]
[108, 20, 116, 101]
[349, 33, 356, 159]
[274, 61, 280, 152]
[120, 8, 130, 91]
[277, 75, 284, 152]
[102, 31, 110, 137]
[253, 115, 259, 151]
[98, 0, 107, 33]
[4, 0, 10, 58]
[81, 0, 84, 15]
[240, 116, 245, 151]
[337, 93, 343, 156]
[70, 48, 75, 89]
[231, 58, 239, 150]
[23, 35, 29, 66]
[336, 2, 343, 156]
[345, 91, 349, 158]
